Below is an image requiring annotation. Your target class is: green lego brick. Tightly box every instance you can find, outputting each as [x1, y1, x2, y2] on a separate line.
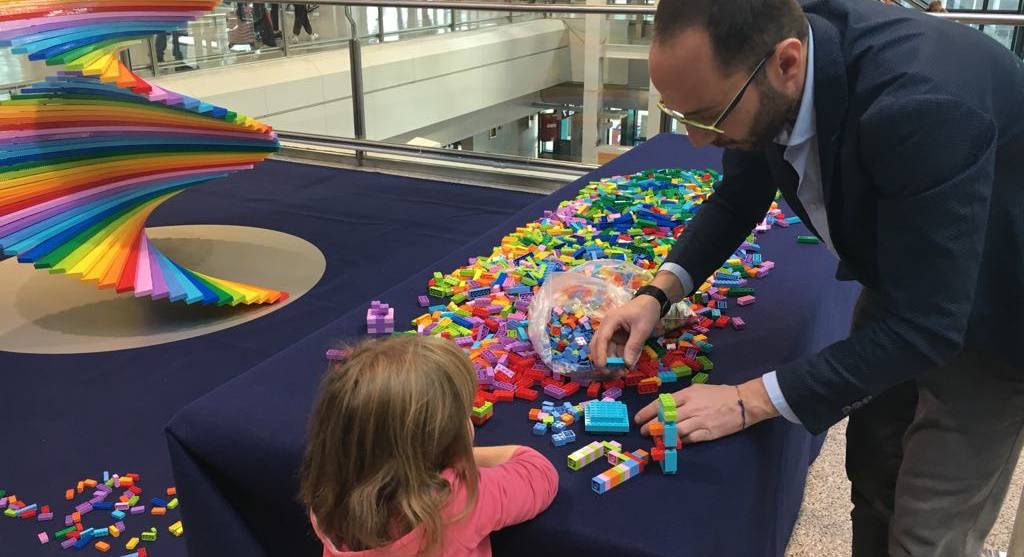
[691, 372, 710, 384]
[726, 287, 755, 297]
[695, 356, 714, 371]
[672, 365, 693, 377]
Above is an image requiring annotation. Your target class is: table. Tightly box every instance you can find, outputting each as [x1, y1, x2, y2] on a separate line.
[0, 159, 538, 557]
[166, 134, 860, 557]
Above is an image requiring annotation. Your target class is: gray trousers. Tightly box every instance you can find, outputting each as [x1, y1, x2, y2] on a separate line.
[846, 289, 1024, 556]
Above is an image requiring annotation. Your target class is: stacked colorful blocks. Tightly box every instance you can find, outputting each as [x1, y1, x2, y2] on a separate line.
[649, 394, 681, 474]
[366, 300, 395, 334]
[583, 400, 630, 434]
[591, 449, 650, 494]
[0, 0, 284, 305]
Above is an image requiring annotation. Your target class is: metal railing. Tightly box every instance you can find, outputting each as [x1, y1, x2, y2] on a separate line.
[285, 1, 1023, 22]
[143, 3, 540, 76]
[248, 1, 1024, 170]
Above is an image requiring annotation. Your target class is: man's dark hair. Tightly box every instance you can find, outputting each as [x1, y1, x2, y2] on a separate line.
[654, 0, 808, 74]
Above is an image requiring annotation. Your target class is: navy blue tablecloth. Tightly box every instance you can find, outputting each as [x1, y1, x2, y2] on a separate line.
[166, 134, 860, 557]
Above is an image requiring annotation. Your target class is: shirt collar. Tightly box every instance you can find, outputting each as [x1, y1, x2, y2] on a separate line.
[775, 25, 816, 147]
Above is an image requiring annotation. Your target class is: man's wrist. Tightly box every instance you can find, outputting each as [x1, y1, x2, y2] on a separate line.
[651, 270, 686, 303]
[738, 378, 780, 425]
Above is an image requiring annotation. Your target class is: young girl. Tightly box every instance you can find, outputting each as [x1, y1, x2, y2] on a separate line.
[300, 335, 558, 557]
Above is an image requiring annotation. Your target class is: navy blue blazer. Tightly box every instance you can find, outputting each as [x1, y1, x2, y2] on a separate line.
[664, 0, 1024, 433]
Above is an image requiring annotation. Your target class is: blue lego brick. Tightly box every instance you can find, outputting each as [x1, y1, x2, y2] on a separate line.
[605, 356, 626, 370]
[552, 422, 567, 433]
[662, 448, 678, 474]
[664, 421, 678, 446]
[552, 430, 576, 447]
[532, 422, 548, 436]
[657, 371, 677, 383]
[583, 401, 630, 434]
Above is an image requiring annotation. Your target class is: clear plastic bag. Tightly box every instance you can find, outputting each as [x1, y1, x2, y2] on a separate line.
[527, 259, 695, 378]
[527, 271, 634, 377]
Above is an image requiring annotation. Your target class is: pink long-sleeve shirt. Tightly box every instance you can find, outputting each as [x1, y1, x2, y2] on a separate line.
[311, 447, 558, 557]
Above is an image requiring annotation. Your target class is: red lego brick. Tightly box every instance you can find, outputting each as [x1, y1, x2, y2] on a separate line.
[515, 387, 538, 401]
[493, 390, 514, 402]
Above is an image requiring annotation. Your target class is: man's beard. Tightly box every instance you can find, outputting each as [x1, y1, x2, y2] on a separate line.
[714, 81, 798, 151]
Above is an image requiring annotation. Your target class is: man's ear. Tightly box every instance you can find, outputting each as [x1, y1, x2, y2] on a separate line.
[768, 37, 807, 97]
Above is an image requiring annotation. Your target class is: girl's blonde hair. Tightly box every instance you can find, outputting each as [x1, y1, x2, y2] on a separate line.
[299, 334, 479, 556]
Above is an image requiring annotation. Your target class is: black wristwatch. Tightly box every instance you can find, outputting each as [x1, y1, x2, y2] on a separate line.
[634, 284, 672, 318]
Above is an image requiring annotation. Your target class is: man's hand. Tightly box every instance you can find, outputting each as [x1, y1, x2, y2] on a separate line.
[634, 378, 780, 443]
[589, 295, 661, 371]
[590, 270, 685, 371]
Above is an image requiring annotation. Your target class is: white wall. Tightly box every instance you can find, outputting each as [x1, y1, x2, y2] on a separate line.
[469, 115, 537, 158]
[153, 19, 572, 141]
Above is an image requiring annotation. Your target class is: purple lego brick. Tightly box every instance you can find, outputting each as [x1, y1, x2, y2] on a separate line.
[418, 295, 430, 307]
[602, 386, 623, 400]
[60, 538, 76, 549]
[494, 363, 515, 376]
[130, 506, 145, 515]
[75, 502, 93, 514]
[492, 380, 517, 391]
[544, 384, 567, 399]
[325, 349, 348, 361]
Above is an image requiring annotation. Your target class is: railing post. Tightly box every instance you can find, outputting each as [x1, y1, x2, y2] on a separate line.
[147, 37, 160, 77]
[581, 0, 605, 164]
[279, 2, 290, 56]
[345, 6, 368, 166]
[377, 6, 386, 42]
[450, 8, 457, 32]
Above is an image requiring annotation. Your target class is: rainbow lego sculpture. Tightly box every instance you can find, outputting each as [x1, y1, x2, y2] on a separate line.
[0, 1, 285, 305]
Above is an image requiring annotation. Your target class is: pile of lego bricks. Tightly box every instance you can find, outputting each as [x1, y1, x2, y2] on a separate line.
[397, 168, 791, 423]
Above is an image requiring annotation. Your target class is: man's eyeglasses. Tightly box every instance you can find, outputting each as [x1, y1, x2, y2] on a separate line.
[657, 49, 775, 135]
